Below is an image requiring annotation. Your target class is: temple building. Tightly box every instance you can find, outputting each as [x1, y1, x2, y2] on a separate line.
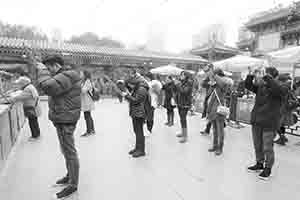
[0, 37, 207, 80]
[237, 1, 300, 56]
[190, 41, 240, 62]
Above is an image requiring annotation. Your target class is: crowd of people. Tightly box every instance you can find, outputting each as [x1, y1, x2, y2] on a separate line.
[1, 54, 300, 199]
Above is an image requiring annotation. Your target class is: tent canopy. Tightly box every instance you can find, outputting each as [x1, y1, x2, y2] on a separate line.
[213, 55, 267, 73]
[150, 65, 184, 76]
[266, 46, 300, 76]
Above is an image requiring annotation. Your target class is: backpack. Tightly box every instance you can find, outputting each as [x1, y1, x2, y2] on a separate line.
[87, 81, 101, 101]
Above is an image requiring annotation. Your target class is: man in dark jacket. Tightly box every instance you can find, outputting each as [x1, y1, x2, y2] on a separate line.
[245, 67, 288, 180]
[36, 55, 81, 199]
[123, 73, 151, 158]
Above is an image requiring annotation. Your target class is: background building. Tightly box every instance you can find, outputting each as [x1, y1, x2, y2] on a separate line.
[237, 1, 300, 56]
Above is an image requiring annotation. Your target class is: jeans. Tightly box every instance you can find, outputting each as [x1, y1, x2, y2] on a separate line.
[54, 123, 80, 187]
[146, 106, 155, 132]
[28, 116, 40, 138]
[84, 111, 95, 133]
[132, 117, 145, 152]
[252, 125, 275, 168]
[178, 107, 189, 128]
[212, 117, 225, 150]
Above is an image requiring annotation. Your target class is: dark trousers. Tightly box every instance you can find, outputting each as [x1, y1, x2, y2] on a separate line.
[178, 107, 189, 128]
[146, 106, 155, 132]
[205, 121, 212, 133]
[117, 94, 123, 103]
[212, 118, 225, 150]
[28, 116, 40, 138]
[252, 125, 275, 168]
[132, 117, 145, 152]
[84, 111, 95, 133]
[54, 123, 80, 187]
[167, 108, 174, 121]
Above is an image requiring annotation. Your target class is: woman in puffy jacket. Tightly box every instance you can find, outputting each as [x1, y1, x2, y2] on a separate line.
[80, 70, 96, 137]
[174, 71, 193, 143]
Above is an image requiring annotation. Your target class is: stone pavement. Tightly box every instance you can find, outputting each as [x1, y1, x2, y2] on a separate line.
[1, 99, 300, 200]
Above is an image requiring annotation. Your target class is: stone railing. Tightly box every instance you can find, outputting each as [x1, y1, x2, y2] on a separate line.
[0, 102, 25, 172]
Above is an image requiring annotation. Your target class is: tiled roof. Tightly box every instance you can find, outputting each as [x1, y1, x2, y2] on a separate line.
[245, 7, 291, 28]
[191, 42, 240, 55]
[0, 37, 207, 64]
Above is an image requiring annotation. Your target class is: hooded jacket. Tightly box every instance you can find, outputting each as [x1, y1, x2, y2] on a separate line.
[125, 75, 151, 119]
[37, 67, 81, 123]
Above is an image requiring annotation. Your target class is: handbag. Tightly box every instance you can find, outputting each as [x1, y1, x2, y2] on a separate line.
[214, 89, 230, 117]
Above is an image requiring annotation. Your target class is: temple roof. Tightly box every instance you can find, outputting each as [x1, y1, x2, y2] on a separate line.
[245, 7, 292, 28]
[0, 37, 207, 65]
[190, 42, 240, 55]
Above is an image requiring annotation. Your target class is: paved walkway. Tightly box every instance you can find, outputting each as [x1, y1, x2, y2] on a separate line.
[1, 99, 300, 200]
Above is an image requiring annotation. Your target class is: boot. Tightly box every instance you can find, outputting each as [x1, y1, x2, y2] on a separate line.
[179, 128, 188, 143]
[169, 112, 174, 126]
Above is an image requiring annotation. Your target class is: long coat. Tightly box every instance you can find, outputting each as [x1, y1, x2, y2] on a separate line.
[81, 79, 95, 112]
[175, 79, 193, 109]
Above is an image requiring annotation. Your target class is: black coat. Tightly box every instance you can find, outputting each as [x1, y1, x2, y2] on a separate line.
[245, 75, 288, 131]
[175, 79, 193, 108]
[125, 79, 151, 119]
[37, 68, 82, 123]
[162, 82, 176, 110]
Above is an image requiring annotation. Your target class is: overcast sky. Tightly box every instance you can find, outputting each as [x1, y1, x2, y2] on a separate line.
[0, 0, 295, 52]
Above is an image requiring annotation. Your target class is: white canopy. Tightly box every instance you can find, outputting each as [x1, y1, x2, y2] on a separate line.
[213, 55, 267, 73]
[266, 46, 300, 76]
[150, 65, 184, 76]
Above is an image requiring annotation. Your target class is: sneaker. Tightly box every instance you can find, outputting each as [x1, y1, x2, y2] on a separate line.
[28, 136, 40, 141]
[176, 133, 183, 137]
[200, 130, 209, 135]
[55, 185, 77, 199]
[258, 168, 272, 180]
[247, 163, 264, 173]
[128, 149, 136, 155]
[132, 150, 146, 158]
[274, 137, 286, 145]
[144, 131, 151, 137]
[215, 149, 222, 156]
[53, 176, 69, 187]
[208, 147, 217, 152]
[90, 131, 96, 135]
[80, 132, 91, 137]
[179, 137, 187, 143]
